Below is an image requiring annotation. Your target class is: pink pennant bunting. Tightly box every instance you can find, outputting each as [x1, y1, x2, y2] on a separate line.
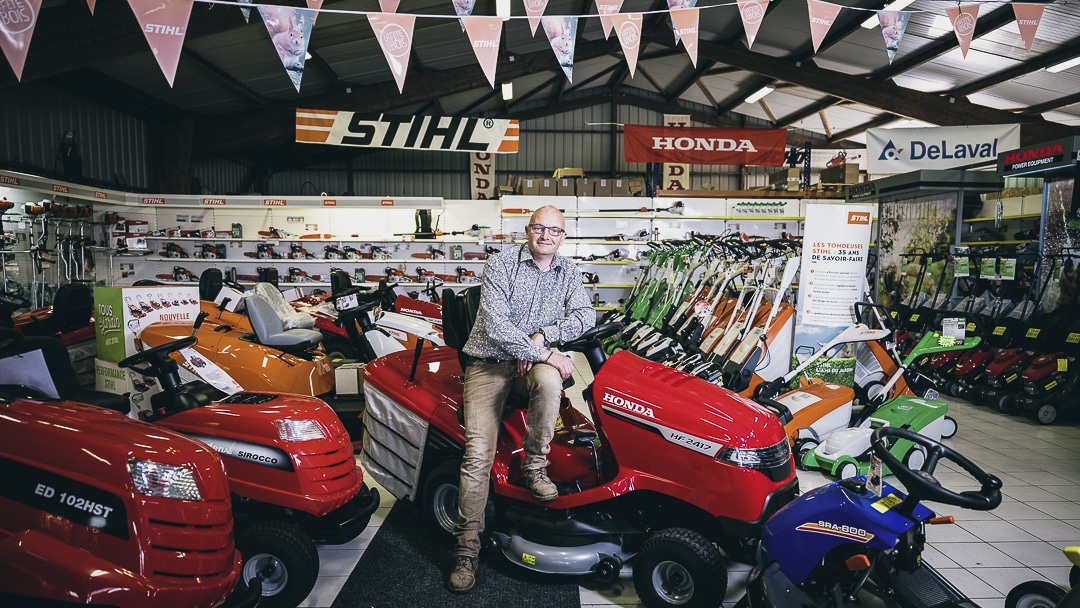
[307, 0, 323, 25]
[239, 0, 252, 24]
[667, 0, 697, 45]
[806, 0, 842, 54]
[127, 0, 194, 87]
[524, 0, 549, 36]
[1012, 3, 1043, 52]
[610, 13, 642, 78]
[670, 8, 699, 67]
[737, 0, 769, 49]
[542, 16, 577, 82]
[596, 0, 625, 40]
[878, 11, 911, 64]
[369, 13, 416, 93]
[379, 0, 400, 12]
[946, 4, 979, 59]
[0, 0, 42, 81]
[86, 0, 95, 14]
[462, 16, 502, 89]
[259, 6, 316, 92]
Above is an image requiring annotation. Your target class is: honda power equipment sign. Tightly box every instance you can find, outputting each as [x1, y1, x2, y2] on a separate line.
[867, 124, 1019, 173]
[623, 125, 788, 166]
[998, 137, 1080, 177]
[295, 109, 519, 153]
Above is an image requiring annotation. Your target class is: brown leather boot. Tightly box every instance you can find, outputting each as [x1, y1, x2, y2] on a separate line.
[448, 554, 478, 593]
[523, 468, 559, 501]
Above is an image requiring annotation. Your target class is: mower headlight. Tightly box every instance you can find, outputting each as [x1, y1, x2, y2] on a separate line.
[127, 458, 202, 501]
[717, 439, 791, 471]
[275, 419, 326, 442]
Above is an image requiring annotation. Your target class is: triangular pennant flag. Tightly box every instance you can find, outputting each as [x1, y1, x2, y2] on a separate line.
[541, 16, 577, 83]
[946, 4, 980, 59]
[668, 0, 698, 44]
[806, 0, 843, 53]
[524, 0, 549, 36]
[737, 0, 770, 49]
[259, 6, 316, 92]
[0, 0, 43, 81]
[369, 12, 416, 93]
[1012, 3, 1045, 53]
[239, 0, 252, 24]
[86, 0, 96, 15]
[127, 0, 194, 87]
[452, 0, 474, 31]
[670, 8, 699, 67]
[462, 16, 502, 89]
[379, 0, 400, 12]
[611, 13, 642, 78]
[877, 11, 911, 64]
[596, 0, 625, 40]
[307, 0, 323, 25]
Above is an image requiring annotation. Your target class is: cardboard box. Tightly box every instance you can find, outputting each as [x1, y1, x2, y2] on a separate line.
[335, 362, 366, 397]
[538, 179, 557, 196]
[594, 178, 613, 197]
[553, 167, 584, 178]
[611, 178, 632, 197]
[576, 178, 594, 196]
[770, 168, 803, 188]
[556, 178, 576, 196]
[126, 220, 149, 233]
[819, 163, 861, 185]
[627, 177, 645, 196]
[521, 178, 541, 196]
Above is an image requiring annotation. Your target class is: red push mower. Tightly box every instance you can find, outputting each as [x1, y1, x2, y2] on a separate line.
[362, 288, 799, 608]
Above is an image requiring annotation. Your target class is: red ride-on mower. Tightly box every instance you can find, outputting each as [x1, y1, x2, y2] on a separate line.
[4, 327, 380, 607]
[1010, 316, 1080, 425]
[362, 290, 798, 608]
[0, 389, 259, 607]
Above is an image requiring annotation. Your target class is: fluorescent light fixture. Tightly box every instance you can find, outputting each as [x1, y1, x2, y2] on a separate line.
[496, 0, 511, 20]
[927, 15, 953, 37]
[501, 82, 513, 100]
[861, 0, 916, 29]
[1046, 56, 1080, 74]
[744, 86, 775, 104]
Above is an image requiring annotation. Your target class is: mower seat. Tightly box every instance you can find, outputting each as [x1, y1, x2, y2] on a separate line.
[200, 268, 223, 301]
[330, 269, 352, 295]
[21, 283, 93, 337]
[132, 279, 166, 286]
[247, 294, 323, 353]
[0, 333, 130, 414]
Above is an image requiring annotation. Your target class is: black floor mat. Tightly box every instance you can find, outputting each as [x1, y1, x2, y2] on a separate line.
[330, 502, 582, 608]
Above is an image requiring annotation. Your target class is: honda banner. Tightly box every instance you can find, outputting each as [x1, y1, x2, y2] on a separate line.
[470, 152, 496, 199]
[867, 124, 1020, 173]
[624, 125, 787, 166]
[296, 110, 520, 153]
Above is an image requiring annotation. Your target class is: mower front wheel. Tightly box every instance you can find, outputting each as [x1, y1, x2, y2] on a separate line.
[633, 528, 727, 608]
[1005, 580, 1066, 608]
[236, 520, 319, 608]
[940, 416, 958, 439]
[793, 439, 818, 471]
[838, 461, 859, 480]
[1035, 403, 1059, 425]
[418, 458, 464, 544]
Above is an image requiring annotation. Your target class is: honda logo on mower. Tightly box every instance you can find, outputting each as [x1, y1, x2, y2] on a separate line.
[602, 392, 656, 418]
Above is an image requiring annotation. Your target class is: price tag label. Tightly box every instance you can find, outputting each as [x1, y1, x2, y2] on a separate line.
[954, 256, 970, 276]
[993, 326, 1006, 336]
[1066, 333, 1080, 344]
[1026, 328, 1041, 339]
[1058, 358, 1069, 373]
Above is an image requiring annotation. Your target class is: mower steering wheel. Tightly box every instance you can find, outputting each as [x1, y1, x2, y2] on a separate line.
[562, 322, 625, 352]
[871, 426, 1001, 511]
[335, 299, 381, 328]
[118, 336, 197, 378]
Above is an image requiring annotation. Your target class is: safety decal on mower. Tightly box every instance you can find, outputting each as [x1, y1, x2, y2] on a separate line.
[871, 494, 903, 513]
[795, 520, 875, 543]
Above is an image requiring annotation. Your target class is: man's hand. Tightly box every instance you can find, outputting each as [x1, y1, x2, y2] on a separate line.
[518, 359, 533, 376]
[545, 351, 574, 380]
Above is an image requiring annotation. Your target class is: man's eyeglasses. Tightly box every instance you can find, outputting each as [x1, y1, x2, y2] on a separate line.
[526, 224, 566, 236]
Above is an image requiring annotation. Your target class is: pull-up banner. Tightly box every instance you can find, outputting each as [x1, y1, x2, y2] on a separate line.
[624, 125, 787, 165]
[296, 110, 520, 153]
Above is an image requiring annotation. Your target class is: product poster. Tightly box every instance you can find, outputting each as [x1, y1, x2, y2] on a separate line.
[874, 193, 957, 309]
[792, 203, 873, 385]
[94, 286, 201, 363]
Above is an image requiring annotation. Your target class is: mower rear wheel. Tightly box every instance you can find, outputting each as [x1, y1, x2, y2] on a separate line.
[794, 440, 818, 471]
[236, 520, 319, 608]
[1035, 403, 1059, 426]
[999, 394, 1020, 415]
[419, 458, 464, 543]
[1005, 580, 1066, 608]
[946, 381, 962, 397]
[838, 462, 858, 480]
[633, 528, 727, 608]
[322, 336, 358, 365]
[903, 446, 926, 471]
[940, 416, 958, 440]
[863, 381, 888, 406]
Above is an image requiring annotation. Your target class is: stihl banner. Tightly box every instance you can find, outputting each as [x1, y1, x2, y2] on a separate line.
[296, 110, 519, 153]
[623, 125, 787, 166]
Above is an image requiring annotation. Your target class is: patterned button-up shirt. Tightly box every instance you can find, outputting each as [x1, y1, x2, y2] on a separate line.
[462, 244, 595, 362]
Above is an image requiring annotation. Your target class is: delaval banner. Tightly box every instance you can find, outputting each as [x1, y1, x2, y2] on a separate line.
[867, 124, 1020, 173]
[792, 203, 874, 386]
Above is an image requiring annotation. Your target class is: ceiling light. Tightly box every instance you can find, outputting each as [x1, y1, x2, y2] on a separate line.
[1046, 56, 1080, 74]
[861, 0, 916, 29]
[501, 82, 513, 100]
[744, 86, 775, 104]
[496, 0, 510, 20]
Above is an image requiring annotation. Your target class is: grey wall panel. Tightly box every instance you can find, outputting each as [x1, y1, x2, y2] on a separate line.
[0, 83, 149, 189]
[192, 159, 256, 194]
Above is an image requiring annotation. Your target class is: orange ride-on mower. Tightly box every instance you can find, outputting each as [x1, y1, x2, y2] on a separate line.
[3, 330, 380, 608]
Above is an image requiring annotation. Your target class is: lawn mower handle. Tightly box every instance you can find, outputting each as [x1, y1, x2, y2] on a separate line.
[853, 301, 897, 330]
[871, 426, 1001, 512]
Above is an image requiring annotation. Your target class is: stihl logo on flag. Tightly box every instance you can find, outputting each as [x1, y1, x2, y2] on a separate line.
[848, 212, 871, 224]
[296, 110, 519, 154]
